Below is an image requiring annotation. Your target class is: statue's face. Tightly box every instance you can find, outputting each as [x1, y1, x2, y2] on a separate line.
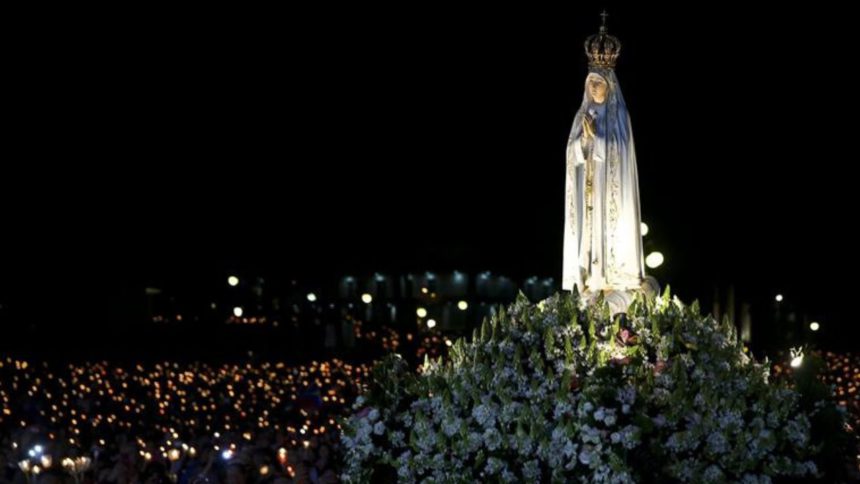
[587, 75, 608, 104]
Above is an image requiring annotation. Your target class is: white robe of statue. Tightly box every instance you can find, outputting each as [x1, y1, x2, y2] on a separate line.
[562, 68, 645, 294]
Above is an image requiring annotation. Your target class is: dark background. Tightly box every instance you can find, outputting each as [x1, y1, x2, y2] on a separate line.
[2, 3, 857, 354]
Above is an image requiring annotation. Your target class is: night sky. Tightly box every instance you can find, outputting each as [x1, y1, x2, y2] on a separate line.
[2, 5, 857, 346]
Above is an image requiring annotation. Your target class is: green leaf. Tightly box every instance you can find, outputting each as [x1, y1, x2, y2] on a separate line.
[516, 290, 529, 306]
[481, 318, 492, 343]
[564, 333, 574, 366]
[690, 299, 700, 316]
[473, 450, 486, 471]
[544, 328, 555, 355]
[558, 369, 571, 398]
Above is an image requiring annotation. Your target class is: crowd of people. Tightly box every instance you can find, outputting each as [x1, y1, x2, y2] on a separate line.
[0, 358, 373, 483]
[772, 350, 860, 434]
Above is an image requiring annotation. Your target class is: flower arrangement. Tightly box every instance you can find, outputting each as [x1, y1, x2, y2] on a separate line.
[341, 289, 851, 483]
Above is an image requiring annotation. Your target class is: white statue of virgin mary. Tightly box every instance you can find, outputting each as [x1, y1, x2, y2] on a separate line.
[563, 15, 646, 296]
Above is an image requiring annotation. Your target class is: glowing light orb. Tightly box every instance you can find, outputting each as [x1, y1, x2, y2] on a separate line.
[645, 252, 664, 269]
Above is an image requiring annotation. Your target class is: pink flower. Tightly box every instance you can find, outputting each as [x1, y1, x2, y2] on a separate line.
[615, 328, 639, 346]
[570, 375, 581, 391]
[355, 407, 371, 419]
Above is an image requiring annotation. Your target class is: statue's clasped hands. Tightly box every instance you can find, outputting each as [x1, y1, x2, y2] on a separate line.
[582, 113, 596, 140]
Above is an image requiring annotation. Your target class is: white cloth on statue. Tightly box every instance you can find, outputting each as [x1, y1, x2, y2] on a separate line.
[563, 68, 644, 293]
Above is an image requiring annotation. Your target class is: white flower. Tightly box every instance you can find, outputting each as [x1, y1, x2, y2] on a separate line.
[705, 431, 728, 455]
[553, 401, 574, 420]
[471, 403, 496, 429]
[389, 430, 405, 447]
[578, 445, 595, 466]
[519, 460, 540, 480]
[483, 428, 503, 451]
[562, 440, 577, 458]
[466, 432, 483, 452]
[441, 417, 462, 437]
[603, 411, 617, 427]
[620, 425, 639, 449]
[702, 464, 724, 483]
[580, 424, 602, 444]
[484, 457, 504, 475]
[716, 409, 741, 431]
[666, 432, 684, 453]
[785, 416, 810, 448]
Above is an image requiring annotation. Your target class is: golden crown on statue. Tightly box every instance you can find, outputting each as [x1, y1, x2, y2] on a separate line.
[584, 10, 621, 69]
